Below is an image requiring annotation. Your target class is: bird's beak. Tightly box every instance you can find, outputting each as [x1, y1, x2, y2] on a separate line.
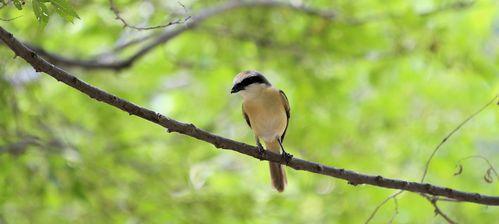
[230, 85, 241, 94]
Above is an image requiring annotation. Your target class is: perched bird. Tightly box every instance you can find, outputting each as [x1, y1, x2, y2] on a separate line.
[231, 70, 291, 192]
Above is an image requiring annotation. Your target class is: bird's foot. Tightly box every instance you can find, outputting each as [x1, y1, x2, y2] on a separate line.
[281, 151, 293, 164]
[257, 145, 266, 160]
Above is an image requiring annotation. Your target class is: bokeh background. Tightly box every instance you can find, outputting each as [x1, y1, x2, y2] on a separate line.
[0, 0, 498, 223]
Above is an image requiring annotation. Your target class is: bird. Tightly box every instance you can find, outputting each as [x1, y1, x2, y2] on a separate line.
[231, 70, 291, 192]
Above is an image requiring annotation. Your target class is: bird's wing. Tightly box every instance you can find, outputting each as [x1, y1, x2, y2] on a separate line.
[242, 104, 251, 128]
[279, 90, 290, 141]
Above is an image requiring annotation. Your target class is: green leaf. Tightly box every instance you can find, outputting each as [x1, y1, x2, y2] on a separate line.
[49, 0, 79, 22]
[13, 0, 24, 10]
[32, 0, 49, 26]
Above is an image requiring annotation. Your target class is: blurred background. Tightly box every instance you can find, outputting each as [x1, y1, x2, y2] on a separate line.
[0, 0, 498, 223]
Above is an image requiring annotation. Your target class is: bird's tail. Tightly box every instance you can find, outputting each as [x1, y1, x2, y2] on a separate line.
[266, 140, 287, 192]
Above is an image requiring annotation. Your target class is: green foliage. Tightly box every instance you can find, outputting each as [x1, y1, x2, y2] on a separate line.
[0, 0, 498, 223]
[1, 0, 78, 25]
[48, 0, 79, 22]
[32, 0, 48, 25]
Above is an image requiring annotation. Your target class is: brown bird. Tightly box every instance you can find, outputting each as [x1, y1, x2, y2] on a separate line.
[231, 70, 291, 192]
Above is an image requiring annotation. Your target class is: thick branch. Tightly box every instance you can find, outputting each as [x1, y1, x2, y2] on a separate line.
[1, 26, 499, 206]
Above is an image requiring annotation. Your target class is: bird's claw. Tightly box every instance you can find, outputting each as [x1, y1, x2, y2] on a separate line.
[257, 145, 266, 160]
[281, 151, 293, 164]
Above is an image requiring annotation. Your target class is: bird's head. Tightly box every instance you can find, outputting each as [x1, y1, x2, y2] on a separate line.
[231, 71, 271, 97]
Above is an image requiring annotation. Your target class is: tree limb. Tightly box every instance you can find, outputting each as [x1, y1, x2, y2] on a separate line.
[16, 0, 335, 70]
[1, 26, 499, 206]
[11, 1, 474, 71]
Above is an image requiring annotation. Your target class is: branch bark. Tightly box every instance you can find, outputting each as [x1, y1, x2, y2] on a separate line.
[1, 26, 499, 206]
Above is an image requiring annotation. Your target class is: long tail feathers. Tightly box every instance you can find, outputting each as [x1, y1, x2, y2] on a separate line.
[269, 162, 287, 192]
[266, 140, 287, 192]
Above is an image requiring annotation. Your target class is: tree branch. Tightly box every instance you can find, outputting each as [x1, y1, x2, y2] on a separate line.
[421, 94, 498, 182]
[366, 94, 498, 223]
[1, 26, 499, 206]
[17, 0, 336, 71]
[0, 0, 10, 9]
[0, 15, 22, 21]
[364, 190, 403, 224]
[422, 194, 458, 224]
[108, 0, 191, 31]
[346, 1, 474, 25]
[11, 1, 474, 72]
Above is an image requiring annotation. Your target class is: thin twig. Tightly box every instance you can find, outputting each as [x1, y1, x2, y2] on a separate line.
[421, 95, 499, 182]
[0, 15, 22, 22]
[366, 95, 498, 223]
[94, 33, 160, 59]
[346, 1, 474, 25]
[177, 1, 188, 14]
[364, 190, 403, 224]
[109, 0, 190, 31]
[417, 94, 498, 223]
[387, 196, 399, 224]
[423, 195, 458, 224]
[0, 0, 11, 9]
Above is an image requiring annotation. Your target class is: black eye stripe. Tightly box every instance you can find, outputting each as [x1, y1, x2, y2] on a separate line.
[235, 75, 270, 90]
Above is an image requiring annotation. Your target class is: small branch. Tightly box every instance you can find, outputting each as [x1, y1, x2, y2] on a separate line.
[421, 95, 498, 182]
[18, 0, 337, 71]
[2, 26, 499, 206]
[94, 34, 160, 59]
[365, 190, 403, 223]
[422, 194, 458, 224]
[387, 196, 399, 224]
[0, 136, 41, 155]
[419, 1, 474, 17]
[12, 1, 474, 72]
[366, 95, 498, 222]
[346, 1, 474, 25]
[0, 15, 22, 21]
[109, 0, 190, 31]
[0, 0, 10, 9]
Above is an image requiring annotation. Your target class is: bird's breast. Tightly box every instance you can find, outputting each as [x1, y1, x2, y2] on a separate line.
[243, 90, 287, 142]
